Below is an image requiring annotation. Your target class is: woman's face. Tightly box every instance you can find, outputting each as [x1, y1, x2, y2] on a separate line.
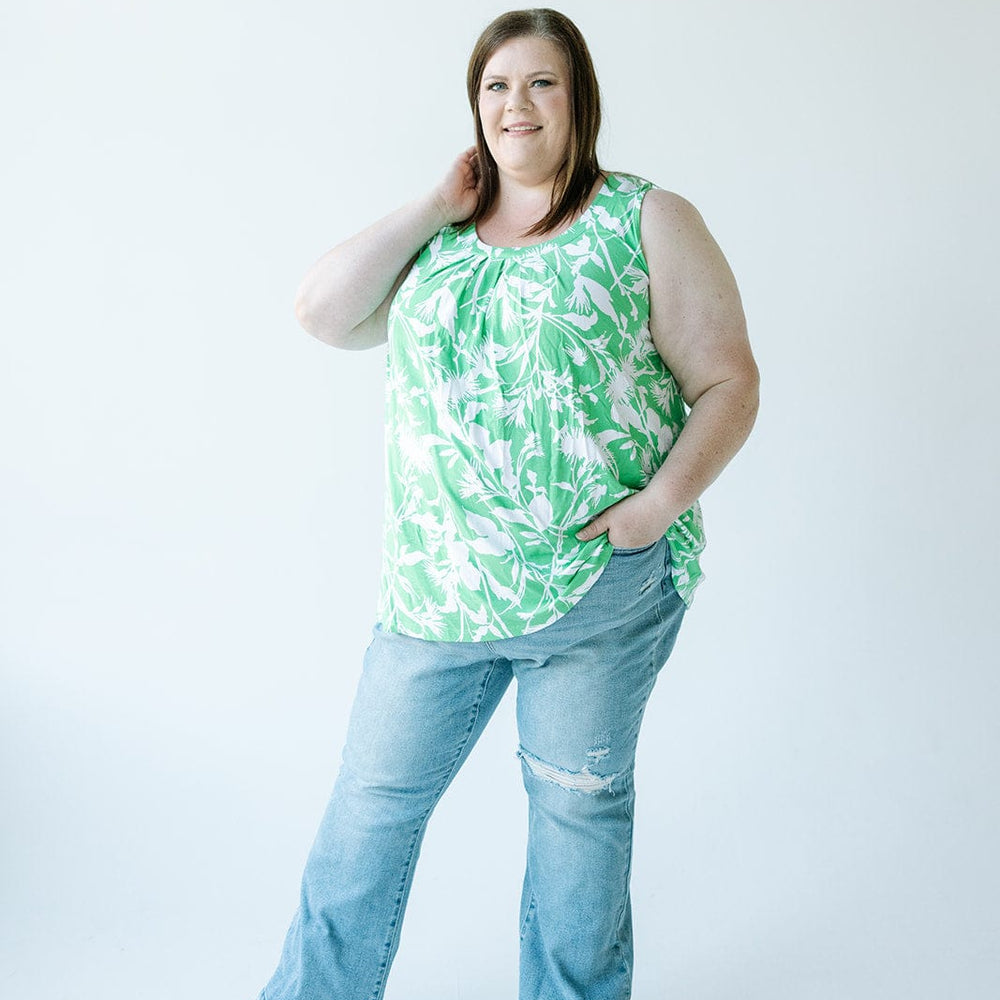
[478, 35, 572, 186]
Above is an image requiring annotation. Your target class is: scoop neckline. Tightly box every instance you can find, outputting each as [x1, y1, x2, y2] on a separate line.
[467, 173, 613, 258]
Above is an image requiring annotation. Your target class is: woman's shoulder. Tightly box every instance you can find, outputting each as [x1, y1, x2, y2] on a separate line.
[593, 173, 703, 249]
[600, 174, 703, 230]
[604, 171, 701, 216]
[637, 187, 739, 308]
[598, 176, 720, 275]
[637, 187, 709, 244]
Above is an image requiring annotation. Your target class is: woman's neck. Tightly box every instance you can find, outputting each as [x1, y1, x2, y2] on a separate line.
[477, 172, 603, 247]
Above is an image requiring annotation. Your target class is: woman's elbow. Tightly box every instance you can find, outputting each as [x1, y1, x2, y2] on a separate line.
[293, 298, 384, 351]
[743, 357, 761, 401]
[739, 363, 761, 430]
[293, 295, 347, 348]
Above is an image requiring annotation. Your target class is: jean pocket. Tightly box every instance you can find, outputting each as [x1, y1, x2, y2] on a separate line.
[610, 540, 660, 556]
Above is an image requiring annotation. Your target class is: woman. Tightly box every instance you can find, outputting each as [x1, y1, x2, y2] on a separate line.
[260, 8, 758, 1000]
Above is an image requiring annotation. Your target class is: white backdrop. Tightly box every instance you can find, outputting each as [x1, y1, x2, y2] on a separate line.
[2, 1, 998, 998]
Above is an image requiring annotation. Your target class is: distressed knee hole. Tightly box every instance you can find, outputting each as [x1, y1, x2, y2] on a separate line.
[516, 746, 618, 795]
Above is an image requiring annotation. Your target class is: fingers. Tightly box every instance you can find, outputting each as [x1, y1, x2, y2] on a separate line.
[575, 516, 607, 542]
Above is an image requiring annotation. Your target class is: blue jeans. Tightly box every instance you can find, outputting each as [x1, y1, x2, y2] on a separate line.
[260, 537, 686, 1000]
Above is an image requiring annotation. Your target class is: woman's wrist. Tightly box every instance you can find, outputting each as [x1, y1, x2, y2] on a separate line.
[634, 474, 689, 532]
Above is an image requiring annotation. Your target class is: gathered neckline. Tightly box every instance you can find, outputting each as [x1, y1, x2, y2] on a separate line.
[465, 174, 614, 258]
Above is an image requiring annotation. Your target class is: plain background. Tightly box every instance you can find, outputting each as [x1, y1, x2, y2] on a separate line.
[2, 1, 998, 998]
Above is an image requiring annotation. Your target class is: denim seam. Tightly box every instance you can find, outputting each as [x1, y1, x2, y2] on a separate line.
[369, 654, 504, 1000]
[370, 822, 423, 1000]
[444, 653, 503, 780]
[612, 770, 636, 992]
[518, 888, 537, 940]
[610, 633, 662, 994]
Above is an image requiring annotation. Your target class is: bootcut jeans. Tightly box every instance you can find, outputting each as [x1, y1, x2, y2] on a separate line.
[259, 536, 686, 1000]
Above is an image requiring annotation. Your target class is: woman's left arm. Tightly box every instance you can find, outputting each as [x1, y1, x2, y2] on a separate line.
[577, 189, 760, 548]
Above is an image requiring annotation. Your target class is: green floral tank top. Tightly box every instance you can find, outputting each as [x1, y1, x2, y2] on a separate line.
[377, 172, 705, 641]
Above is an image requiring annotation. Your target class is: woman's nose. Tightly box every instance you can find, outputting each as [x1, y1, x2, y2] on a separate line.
[505, 86, 532, 112]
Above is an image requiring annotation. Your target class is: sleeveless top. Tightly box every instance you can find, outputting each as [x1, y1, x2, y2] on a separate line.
[376, 172, 705, 642]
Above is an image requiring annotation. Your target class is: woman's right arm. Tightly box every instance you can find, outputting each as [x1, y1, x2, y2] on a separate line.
[293, 149, 480, 350]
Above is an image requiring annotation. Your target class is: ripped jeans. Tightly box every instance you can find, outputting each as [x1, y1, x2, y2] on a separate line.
[259, 537, 686, 1000]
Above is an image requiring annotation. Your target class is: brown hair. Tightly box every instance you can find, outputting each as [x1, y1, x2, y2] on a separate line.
[463, 8, 603, 238]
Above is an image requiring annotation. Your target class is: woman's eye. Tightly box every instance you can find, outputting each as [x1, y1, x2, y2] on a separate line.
[486, 82, 506, 92]
[531, 79, 553, 87]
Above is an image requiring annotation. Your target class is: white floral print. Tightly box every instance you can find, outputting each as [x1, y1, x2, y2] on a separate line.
[377, 173, 705, 641]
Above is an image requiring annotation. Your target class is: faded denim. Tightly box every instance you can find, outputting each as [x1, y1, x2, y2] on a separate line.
[259, 536, 686, 1000]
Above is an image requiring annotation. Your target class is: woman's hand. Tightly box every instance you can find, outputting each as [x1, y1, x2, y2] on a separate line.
[432, 147, 481, 225]
[294, 149, 483, 349]
[575, 489, 672, 549]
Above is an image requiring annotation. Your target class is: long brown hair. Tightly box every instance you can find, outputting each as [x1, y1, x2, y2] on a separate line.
[463, 8, 603, 238]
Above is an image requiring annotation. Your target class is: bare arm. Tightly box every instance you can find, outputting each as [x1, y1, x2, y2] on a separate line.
[577, 189, 760, 546]
[294, 149, 480, 350]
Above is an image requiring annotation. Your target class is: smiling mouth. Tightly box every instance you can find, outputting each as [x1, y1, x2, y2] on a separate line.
[504, 125, 541, 133]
